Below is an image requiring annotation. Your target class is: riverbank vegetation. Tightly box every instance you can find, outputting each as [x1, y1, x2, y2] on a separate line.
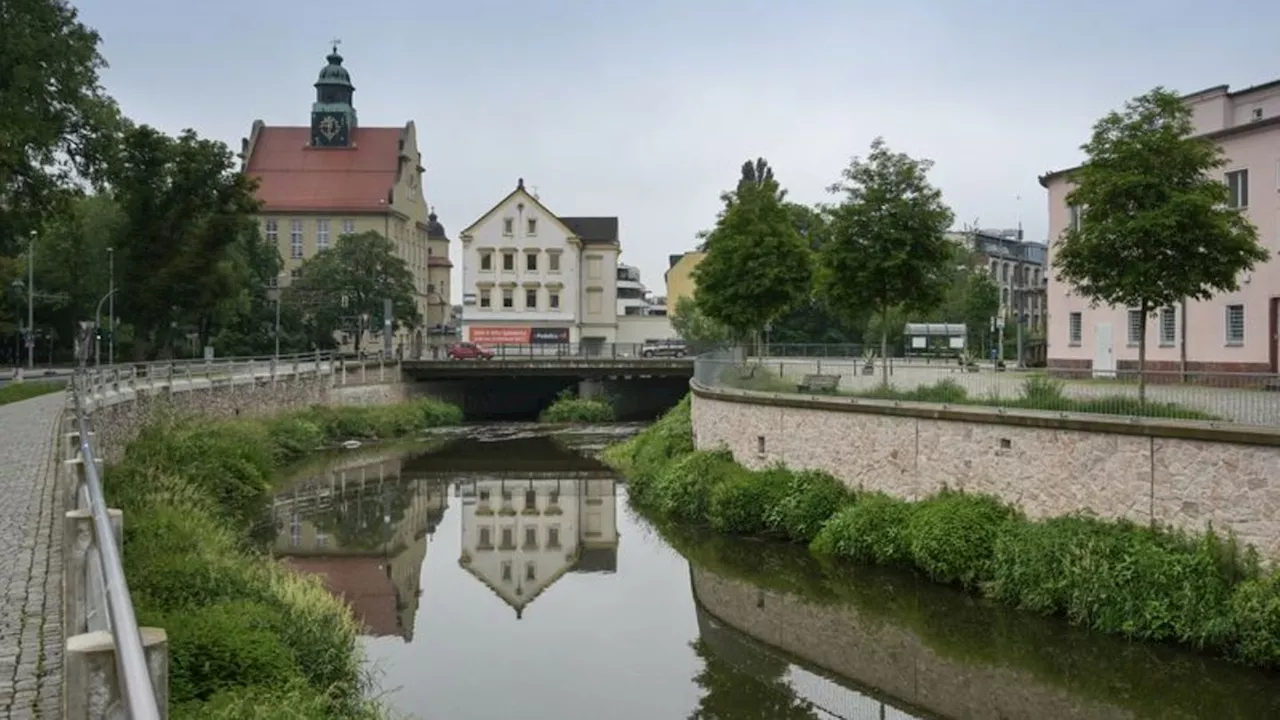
[603, 396, 1280, 669]
[539, 390, 616, 424]
[0, 380, 66, 406]
[105, 399, 462, 718]
[725, 367, 1219, 421]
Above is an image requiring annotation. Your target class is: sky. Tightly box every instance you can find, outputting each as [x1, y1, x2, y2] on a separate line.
[74, 0, 1280, 304]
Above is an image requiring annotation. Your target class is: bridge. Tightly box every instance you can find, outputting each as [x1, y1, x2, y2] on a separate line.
[401, 357, 693, 380]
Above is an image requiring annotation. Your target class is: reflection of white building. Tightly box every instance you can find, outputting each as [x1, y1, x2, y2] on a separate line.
[616, 264, 667, 317]
[458, 474, 619, 618]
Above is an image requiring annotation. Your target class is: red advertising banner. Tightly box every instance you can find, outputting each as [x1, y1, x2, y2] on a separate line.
[469, 326, 531, 344]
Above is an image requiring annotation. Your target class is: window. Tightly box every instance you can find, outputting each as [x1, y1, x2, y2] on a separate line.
[502, 489, 512, 502]
[342, 219, 355, 235]
[527, 218, 537, 235]
[1225, 304, 1245, 345]
[524, 526, 537, 549]
[479, 490, 490, 502]
[1127, 309, 1143, 345]
[290, 268, 302, 280]
[480, 252, 492, 271]
[503, 218, 513, 235]
[265, 219, 278, 243]
[549, 292, 560, 310]
[502, 289, 514, 309]
[1226, 169, 1249, 209]
[525, 289, 537, 309]
[501, 562, 512, 582]
[1068, 312, 1082, 345]
[479, 290, 491, 308]
[478, 527, 492, 548]
[290, 219, 303, 258]
[502, 252, 515, 271]
[548, 253, 561, 272]
[587, 289, 603, 314]
[525, 562, 536, 581]
[524, 489, 536, 508]
[526, 252, 537, 271]
[501, 527, 514, 549]
[1159, 306, 1177, 346]
[316, 219, 330, 251]
[549, 488, 560, 506]
[548, 526, 561, 549]
[1068, 205, 1082, 231]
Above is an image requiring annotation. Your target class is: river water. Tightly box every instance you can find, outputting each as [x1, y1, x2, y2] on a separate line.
[268, 424, 1280, 720]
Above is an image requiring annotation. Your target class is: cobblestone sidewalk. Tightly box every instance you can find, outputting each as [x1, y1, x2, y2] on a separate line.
[0, 392, 66, 719]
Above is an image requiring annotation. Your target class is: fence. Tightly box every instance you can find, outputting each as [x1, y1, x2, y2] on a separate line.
[694, 349, 1280, 428]
[414, 342, 692, 360]
[78, 351, 334, 401]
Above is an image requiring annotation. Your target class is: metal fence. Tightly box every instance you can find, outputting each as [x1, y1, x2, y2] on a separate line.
[413, 342, 693, 360]
[694, 349, 1280, 428]
[79, 351, 334, 399]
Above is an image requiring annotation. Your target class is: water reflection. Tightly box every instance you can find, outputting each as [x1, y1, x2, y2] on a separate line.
[267, 431, 1280, 720]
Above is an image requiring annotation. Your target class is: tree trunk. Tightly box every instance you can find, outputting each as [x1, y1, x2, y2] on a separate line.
[1137, 299, 1148, 403]
[880, 324, 890, 387]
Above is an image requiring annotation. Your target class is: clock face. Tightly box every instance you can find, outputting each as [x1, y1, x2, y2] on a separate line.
[318, 115, 340, 140]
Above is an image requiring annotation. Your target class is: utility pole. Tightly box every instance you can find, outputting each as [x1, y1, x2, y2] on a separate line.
[27, 231, 35, 370]
[108, 247, 115, 365]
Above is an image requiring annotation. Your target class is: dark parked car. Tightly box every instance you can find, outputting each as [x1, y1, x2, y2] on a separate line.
[447, 342, 494, 360]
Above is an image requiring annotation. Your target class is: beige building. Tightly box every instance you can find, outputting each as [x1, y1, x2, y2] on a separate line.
[664, 251, 705, 316]
[240, 45, 452, 355]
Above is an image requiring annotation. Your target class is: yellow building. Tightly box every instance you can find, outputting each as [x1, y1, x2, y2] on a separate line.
[240, 45, 452, 355]
[663, 251, 705, 315]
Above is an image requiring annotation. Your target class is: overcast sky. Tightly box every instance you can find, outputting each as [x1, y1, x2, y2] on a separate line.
[75, 0, 1280, 304]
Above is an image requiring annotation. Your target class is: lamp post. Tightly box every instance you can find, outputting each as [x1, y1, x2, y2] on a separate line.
[26, 230, 34, 370]
[107, 247, 115, 365]
[267, 273, 284, 361]
[94, 288, 117, 367]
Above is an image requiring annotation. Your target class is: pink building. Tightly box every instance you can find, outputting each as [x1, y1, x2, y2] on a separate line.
[1041, 79, 1280, 376]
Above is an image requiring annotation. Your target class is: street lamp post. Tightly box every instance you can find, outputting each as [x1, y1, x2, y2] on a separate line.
[107, 247, 115, 365]
[26, 231, 34, 370]
[94, 289, 117, 367]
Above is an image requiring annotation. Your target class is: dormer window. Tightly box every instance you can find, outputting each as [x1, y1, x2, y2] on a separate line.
[503, 218, 514, 235]
[527, 218, 537, 235]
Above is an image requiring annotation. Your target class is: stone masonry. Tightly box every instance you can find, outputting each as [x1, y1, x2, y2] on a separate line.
[0, 392, 69, 719]
[692, 388, 1280, 561]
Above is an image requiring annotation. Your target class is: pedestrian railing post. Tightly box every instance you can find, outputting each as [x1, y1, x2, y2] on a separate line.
[63, 507, 123, 639]
[65, 629, 169, 720]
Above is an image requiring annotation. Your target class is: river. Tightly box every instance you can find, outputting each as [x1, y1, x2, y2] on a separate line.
[267, 424, 1280, 720]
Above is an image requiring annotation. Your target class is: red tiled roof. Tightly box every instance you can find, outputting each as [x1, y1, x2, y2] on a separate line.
[282, 556, 403, 638]
[246, 126, 403, 212]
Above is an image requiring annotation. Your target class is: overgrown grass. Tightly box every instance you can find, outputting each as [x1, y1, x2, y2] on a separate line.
[105, 398, 462, 718]
[0, 379, 65, 406]
[539, 390, 616, 424]
[603, 395, 1280, 669]
[719, 364, 1221, 421]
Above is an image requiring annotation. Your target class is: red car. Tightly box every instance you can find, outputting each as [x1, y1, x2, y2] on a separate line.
[447, 342, 494, 360]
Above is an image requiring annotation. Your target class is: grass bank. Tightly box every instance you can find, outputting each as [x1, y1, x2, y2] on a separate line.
[602, 395, 1280, 669]
[725, 366, 1220, 420]
[0, 379, 65, 406]
[105, 398, 463, 719]
[539, 390, 616, 424]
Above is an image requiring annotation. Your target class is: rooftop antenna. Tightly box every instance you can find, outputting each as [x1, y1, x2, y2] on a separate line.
[1015, 194, 1023, 240]
[529, 185, 540, 200]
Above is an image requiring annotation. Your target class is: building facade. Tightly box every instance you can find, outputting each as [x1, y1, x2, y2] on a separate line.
[458, 179, 620, 348]
[240, 46, 453, 355]
[664, 251, 705, 316]
[616, 264, 667, 316]
[966, 229, 1048, 334]
[1042, 79, 1280, 375]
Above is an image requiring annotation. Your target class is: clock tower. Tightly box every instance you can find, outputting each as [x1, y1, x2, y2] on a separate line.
[310, 42, 357, 148]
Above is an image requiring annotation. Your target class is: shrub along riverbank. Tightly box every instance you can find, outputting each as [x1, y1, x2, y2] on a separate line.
[602, 395, 1280, 669]
[538, 390, 616, 423]
[104, 398, 463, 719]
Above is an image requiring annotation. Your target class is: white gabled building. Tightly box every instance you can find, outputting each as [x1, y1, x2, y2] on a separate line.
[458, 179, 620, 350]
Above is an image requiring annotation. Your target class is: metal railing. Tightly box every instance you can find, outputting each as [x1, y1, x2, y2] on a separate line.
[79, 351, 334, 402]
[695, 349, 1280, 428]
[63, 373, 165, 719]
[411, 342, 694, 360]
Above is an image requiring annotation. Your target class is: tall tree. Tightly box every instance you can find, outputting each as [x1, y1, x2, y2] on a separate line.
[818, 138, 955, 384]
[284, 231, 420, 354]
[697, 159, 789, 251]
[671, 295, 732, 347]
[693, 160, 812, 346]
[107, 124, 262, 358]
[0, 0, 120, 249]
[34, 194, 123, 359]
[933, 240, 1001, 351]
[1053, 87, 1266, 398]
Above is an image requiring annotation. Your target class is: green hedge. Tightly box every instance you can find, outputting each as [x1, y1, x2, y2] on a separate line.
[603, 394, 1280, 669]
[105, 399, 462, 719]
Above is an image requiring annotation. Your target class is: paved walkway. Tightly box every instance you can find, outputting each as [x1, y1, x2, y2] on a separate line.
[0, 392, 66, 719]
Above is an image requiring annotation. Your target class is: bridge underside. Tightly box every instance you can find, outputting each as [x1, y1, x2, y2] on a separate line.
[408, 374, 691, 421]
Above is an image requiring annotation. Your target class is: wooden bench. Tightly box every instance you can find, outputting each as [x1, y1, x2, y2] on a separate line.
[797, 373, 841, 393]
[737, 365, 758, 380]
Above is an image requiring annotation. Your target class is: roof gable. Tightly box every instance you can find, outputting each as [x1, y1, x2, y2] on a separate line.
[459, 179, 580, 239]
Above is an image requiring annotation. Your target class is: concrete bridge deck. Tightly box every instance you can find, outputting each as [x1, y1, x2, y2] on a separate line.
[401, 357, 693, 379]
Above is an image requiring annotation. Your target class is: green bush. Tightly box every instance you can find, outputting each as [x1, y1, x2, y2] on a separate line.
[810, 494, 916, 565]
[602, 395, 693, 495]
[105, 397, 462, 718]
[1230, 571, 1280, 667]
[907, 491, 1017, 588]
[707, 466, 791, 535]
[652, 450, 740, 523]
[539, 392, 616, 423]
[766, 469, 852, 542]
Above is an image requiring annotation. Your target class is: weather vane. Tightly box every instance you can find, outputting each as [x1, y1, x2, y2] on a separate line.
[330, 37, 342, 53]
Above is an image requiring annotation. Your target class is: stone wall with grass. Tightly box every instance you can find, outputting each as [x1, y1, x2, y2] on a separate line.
[691, 384, 1280, 560]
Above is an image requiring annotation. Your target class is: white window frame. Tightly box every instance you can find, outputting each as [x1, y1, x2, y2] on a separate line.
[1159, 306, 1177, 346]
[1225, 304, 1245, 345]
[341, 219, 355, 235]
[1068, 312, 1082, 345]
[502, 217, 514, 235]
[1226, 169, 1249, 209]
[478, 289, 491, 308]
[265, 219, 278, 244]
[290, 219, 303, 259]
[1126, 309, 1143, 346]
[502, 289, 514, 309]
[549, 292, 560, 310]
[527, 218, 537, 235]
[316, 218, 330, 251]
[548, 253, 561, 272]
[524, 288, 538, 310]
[1067, 205, 1082, 231]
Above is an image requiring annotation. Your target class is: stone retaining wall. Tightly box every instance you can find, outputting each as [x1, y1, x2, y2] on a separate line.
[689, 566, 1126, 720]
[691, 384, 1280, 560]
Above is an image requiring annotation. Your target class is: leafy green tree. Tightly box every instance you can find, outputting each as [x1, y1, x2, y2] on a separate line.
[933, 241, 1001, 351]
[31, 195, 122, 358]
[818, 138, 955, 383]
[284, 231, 420, 354]
[0, 0, 120, 250]
[107, 124, 261, 358]
[208, 222, 297, 357]
[694, 160, 812, 347]
[687, 637, 819, 719]
[1053, 87, 1266, 398]
[671, 296, 732, 347]
[697, 159, 789, 251]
